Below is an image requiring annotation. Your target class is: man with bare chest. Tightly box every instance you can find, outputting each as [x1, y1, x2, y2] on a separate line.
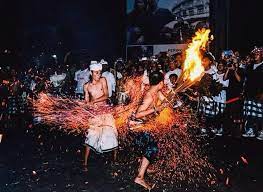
[84, 61, 108, 106]
[83, 61, 118, 171]
[129, 71, 166, 190]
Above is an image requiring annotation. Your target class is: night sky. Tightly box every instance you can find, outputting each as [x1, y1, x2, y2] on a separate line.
[0, 0, 262, 63]
[0, 0, 125, 61]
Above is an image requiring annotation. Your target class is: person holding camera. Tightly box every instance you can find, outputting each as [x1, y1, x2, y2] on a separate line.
[223, 55, 245, 137]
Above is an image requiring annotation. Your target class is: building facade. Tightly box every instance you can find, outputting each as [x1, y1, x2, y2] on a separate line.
[172, 0, 209, 22]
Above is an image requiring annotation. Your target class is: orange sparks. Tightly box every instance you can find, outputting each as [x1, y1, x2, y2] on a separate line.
[30, 77, 216, 187]
[155, 107, 175, 125]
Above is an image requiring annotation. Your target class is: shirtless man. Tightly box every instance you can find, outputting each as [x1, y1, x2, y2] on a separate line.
[131, 71, 166, 190]
[84, 61, 109, 106]
[83, 61, 118, 170]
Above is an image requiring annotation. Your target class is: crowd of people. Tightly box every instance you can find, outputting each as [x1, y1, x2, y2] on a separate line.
[0, 47, 262, 139]
[0, 46, 262, 189]
[198, 48, 263, 140]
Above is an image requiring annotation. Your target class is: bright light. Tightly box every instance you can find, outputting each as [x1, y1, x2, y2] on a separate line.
[174, 28, 211, 93]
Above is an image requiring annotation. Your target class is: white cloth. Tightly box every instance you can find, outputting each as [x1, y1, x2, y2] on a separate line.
[243, 100, 263, 118]
[90, 61, 98, 65]
[253, 61, 263, 70]
[30, 80, 36, 91]
[50, 73, 66, 88]
[117, 71, 123, 79]
[85, 114, 118, 153]
[142, 70, 150, 85]
[164, 68, 182, 89]
[90, 61, 102, 71]
[212, 73, 229, 103]
[239, 64, 246, 69]
[205, 65, 218, 75]
[140, 57, 148, 61]
[140, 70, 150, 91]
[74, 69, 90, 94]
[102, 71, 116, 97]
[100, 59, 108, 65]
[199, 96, 226, 116]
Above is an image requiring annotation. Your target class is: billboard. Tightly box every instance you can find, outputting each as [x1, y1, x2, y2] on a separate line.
[126, 44, 187, 60]
[127, 0, 210, 45]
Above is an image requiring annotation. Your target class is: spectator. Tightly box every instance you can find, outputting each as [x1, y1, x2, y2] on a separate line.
[74, 63, 90, 99]
[164, 60, 182, 89]
[243, 47, 263, 139]
[223, 55, 245, 137]
[212, 60, 229, 136]
[198, 52, 217, 135]
[203, 52, 217, 75]
[101, 59, 116, 99]
[49, 66, 67, 95]
[172, 51, 184, 69]
[168, 73, 178, 89]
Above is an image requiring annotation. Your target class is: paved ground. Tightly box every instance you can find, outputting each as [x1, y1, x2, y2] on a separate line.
[1, 123, 263, 192]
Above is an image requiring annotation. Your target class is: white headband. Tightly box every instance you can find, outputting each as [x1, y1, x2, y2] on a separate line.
[140, 57, 148, 61]
[100, 59, 108, 65]
[90, 61, 102, 71]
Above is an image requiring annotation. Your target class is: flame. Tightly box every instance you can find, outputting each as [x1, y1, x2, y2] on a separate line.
[183, 28, 210, 81]
[175, 29, 211, 92]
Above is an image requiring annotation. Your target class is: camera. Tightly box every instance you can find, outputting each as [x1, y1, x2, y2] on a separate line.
[222, 50, 234, 58]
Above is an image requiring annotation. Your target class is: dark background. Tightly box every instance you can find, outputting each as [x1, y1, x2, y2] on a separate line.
[210, 0, 263, 57]
[0, 0, 125, 64]
[0, 0, 262, 64]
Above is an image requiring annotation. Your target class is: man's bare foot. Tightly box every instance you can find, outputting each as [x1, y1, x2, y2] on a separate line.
[134, 177, 152, 190]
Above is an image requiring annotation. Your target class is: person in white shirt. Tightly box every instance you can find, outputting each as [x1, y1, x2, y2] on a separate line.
[205, 64, 218, 75]
[100, 59, 116, 98]
[213, 61, 229, 103]
[164, 60, 182, 89]
[49, 67, 66, 94]
[202, 52, 218, 75]
[74, 63, 90, 99]
[212, 61, 229, 136]
[50, 72, 66, 88]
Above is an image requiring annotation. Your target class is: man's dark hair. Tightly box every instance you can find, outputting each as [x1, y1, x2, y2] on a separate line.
[203, 52, 215, 62]
[169, 73, 178, 79]
[149, 71, 164, 86]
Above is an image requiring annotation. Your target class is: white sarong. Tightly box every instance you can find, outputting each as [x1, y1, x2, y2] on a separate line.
[84, 114, 118, 153]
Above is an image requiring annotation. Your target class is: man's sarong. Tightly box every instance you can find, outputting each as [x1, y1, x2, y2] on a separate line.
[84, 114, 118, 153]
